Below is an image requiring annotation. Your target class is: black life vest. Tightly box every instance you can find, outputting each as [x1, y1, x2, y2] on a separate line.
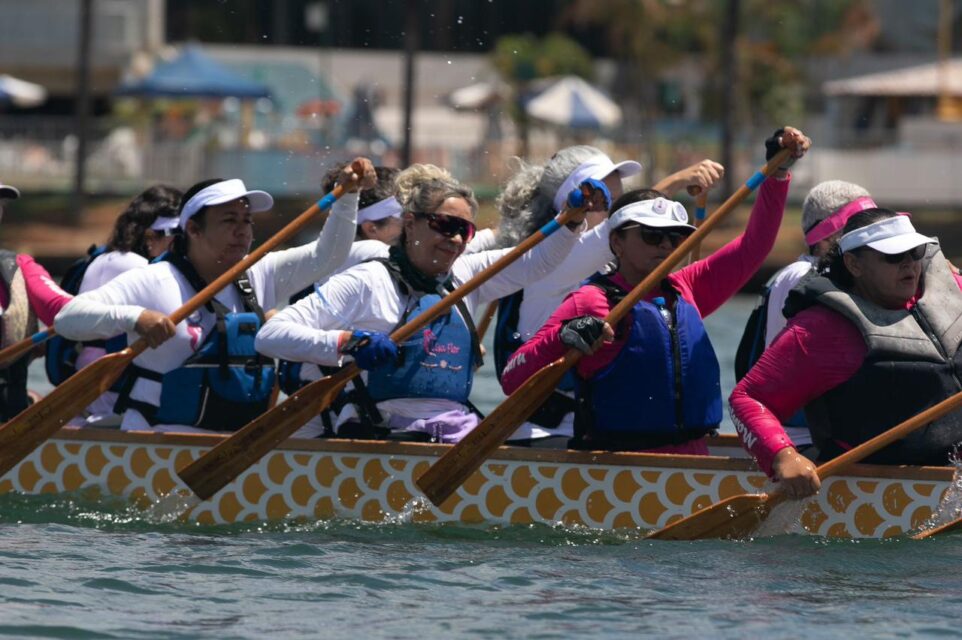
[114, 253, 276, 431]
[785, 246, 962, 465]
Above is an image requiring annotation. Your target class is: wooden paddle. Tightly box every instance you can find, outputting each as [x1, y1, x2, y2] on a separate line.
[648, 388, 962, 541]
[415, 149, 792, 507]
[176, 192, 594, 501]
[0, 328, 54, 370]
[690, 188, 709, 262]
[0, 170, 361, 477]
[476, 300, 499, 341]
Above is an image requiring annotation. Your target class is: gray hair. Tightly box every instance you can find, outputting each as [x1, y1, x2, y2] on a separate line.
[395, 163, 478, 217]
[496, 145, 607, 247]
[801, 180, 871, 237]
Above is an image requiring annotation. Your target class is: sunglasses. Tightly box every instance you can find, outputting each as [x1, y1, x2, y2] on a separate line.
[413, 211, 476, 242]
[635, 227, 692, 248]
[873, 245, 926, 264]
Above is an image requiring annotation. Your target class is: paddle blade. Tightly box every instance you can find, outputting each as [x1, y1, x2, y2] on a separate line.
[0, 350, 133, 477]
[645, 492, 780, 541]
[416, 357, 571, 506]
[177, 370, 353, 500]
[912, 517, 962, 540]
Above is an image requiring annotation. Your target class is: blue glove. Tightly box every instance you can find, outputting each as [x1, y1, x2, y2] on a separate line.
[567, 177, 612, 211]
[341, 330, 398, 370]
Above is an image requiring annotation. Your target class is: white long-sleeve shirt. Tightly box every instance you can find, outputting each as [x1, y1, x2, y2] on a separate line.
[54, 192, 361, 433]
[517, 218, 613, 341]
[255, 222, 584, 430]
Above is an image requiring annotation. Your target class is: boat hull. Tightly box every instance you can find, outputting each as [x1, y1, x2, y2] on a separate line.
[0, 428, 953, 538]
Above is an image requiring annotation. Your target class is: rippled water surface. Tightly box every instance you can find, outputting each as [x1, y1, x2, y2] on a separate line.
[11, 297, 962, 638]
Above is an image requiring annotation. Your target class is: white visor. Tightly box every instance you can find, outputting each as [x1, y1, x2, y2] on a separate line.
[608, 197, 694, 233]
[838, 215, 935, 254]
[149, 216, 180, 234]
[357, 196, 402, 225]
[0, 183, 19, 200]
[178, 179, 273, 228]
[552, 155, 642, 212]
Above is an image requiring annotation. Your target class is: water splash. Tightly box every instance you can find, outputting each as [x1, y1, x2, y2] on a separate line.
[916, 455, 962, 534]
[754, 498, 810, 537]
[143, 490, 201, 524]
[383, 496, 433, 525]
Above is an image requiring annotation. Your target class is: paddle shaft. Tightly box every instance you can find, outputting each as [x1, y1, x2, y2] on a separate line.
[0, 328, 55, 370]
[690, 189, 709, 262]
[0, 177, 356, 477]
[177, 204, 586, 500]
[416, 149, 793, 507]
[476, 300, 499, 341]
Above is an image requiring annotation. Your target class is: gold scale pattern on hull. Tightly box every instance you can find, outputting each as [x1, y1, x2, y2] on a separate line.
[0, 430, 951, 538]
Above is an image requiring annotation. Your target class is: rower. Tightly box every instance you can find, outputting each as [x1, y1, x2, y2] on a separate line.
[502, 128, 810, 453]
[52, 160, 376, 433]
[492, 146, 726, 447]
[0, 180, 74, 420]
[731, 208, 962, 500]
[734, 179, 876, 454]
[255, 163, 590, 442]
[45, 185, 183, 427]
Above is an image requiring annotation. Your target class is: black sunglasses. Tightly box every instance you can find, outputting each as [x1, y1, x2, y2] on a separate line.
[874, 245, 926, 264]
[413, 211, 476, 242]
[637, 227, 693, 248]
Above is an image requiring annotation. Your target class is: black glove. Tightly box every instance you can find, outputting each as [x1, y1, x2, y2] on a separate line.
[560, 315, 606, 354]
[764, 128, 796, 171]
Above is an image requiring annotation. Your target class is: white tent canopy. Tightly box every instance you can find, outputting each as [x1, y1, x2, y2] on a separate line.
[823, 59, 962, 97]
[525, 76, 622, 129]
[0, 74, 47, 107]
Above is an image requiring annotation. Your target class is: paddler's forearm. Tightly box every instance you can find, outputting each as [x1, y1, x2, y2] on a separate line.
[54, 295, 143, 341]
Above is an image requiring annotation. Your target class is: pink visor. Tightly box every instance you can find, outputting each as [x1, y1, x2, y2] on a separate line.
[804, 196, 877, 246]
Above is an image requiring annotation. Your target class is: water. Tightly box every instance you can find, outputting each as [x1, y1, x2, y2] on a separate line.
[13, 295, 962, 638]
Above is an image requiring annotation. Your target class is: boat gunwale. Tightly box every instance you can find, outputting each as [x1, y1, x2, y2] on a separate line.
[46, 427, 958, 482]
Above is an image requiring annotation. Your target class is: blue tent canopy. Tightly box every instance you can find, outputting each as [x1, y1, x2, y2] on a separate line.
[116, 45, 271, 99]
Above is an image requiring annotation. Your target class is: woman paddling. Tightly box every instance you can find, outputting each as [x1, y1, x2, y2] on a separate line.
[734, 180, 875, 451]
[0, 181, 74, 420]
[731, 208, 962, 499]
[53, 160, 376, 433]
[493, 147, 725, 444]
[502, 129, 810, 452]
[47, 185, 183, 426]
[255, 164, 592, 442]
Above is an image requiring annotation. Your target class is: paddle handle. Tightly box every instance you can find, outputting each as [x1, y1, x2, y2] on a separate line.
[603, 149, 789, 328]
[0, 328, 55, 369]
[816, 388, 962, 481]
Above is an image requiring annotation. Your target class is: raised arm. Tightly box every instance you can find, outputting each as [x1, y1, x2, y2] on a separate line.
[17, 254, 73, 326]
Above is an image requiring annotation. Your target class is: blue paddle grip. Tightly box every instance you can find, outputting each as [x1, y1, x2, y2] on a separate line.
[315, 191, 338, 211]
[746, 171, 766, 191]
[695, 206, 707, 221]
[32, 330, 48, 344]
[539, 219, 561, 236]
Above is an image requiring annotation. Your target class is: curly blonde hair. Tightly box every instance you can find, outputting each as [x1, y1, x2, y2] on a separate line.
[395, 163, 478, 217]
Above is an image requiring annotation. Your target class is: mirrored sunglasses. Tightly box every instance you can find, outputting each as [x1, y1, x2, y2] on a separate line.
[413, 211, 476, 242]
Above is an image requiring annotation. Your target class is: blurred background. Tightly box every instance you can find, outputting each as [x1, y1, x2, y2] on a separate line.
[2, 0, 962, 276]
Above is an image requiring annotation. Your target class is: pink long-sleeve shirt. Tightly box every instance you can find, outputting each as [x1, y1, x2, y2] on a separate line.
[501, 175, 790, 454]
[0, 254, 72, 326]
[730, 272, 962, 478]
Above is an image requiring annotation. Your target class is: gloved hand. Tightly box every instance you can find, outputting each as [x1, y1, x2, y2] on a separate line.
[765, 126, 810, 172]
[560, 315, 608, 354]
[567, 177, 612, 212]
[340, 330, 398, 370]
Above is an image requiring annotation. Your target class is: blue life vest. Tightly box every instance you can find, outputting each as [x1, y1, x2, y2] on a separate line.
[575, 275, 722, 448]
[45, 245, 129, 387]
[115, 254, 275, 431]
[367, 292, 476, 403]
[365, 261, 480, 404]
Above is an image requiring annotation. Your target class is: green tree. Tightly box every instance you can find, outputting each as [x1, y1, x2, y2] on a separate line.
[491, 33, 595, 156]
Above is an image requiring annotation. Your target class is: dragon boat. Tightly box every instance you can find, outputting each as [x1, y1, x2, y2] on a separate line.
[0, 428, 955, 538]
